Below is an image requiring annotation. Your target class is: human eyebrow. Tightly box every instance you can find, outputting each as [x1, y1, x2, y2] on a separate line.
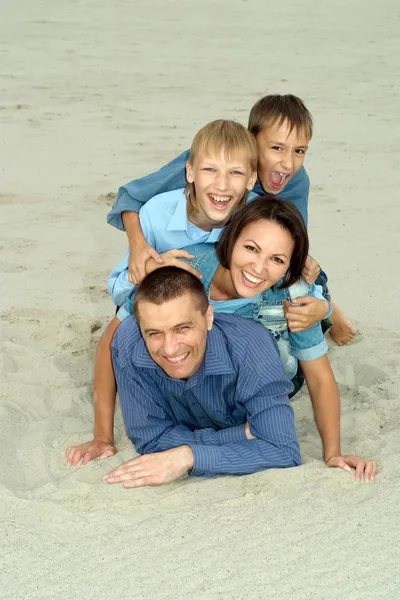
[244, 239, 262, 251]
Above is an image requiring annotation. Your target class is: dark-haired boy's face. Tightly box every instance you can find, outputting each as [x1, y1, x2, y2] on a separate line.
[256, 119, 310, 195]
[137, 294, 214, 380]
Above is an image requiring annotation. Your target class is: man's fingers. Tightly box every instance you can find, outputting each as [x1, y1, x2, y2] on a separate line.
[123, 475, 155, 488]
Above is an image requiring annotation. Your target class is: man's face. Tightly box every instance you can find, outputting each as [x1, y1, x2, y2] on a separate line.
[137, 294, 214, 379]
[255, 119, 310, 195]
[186, 149, 257, 228]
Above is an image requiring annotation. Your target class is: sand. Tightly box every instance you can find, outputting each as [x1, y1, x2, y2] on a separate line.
[1, 1, 400, 598]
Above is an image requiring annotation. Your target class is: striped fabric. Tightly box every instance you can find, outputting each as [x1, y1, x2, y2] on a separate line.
[112, 313, 301, 477]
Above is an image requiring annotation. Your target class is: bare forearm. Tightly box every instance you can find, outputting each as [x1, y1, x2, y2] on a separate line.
[301, 358, 341, 461]
[93, 320, 120, 443]
[122, 211, 146, 250]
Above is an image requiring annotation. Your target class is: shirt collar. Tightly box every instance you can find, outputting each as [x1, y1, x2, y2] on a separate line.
[166, 191, 189, 232]
[165, 191, 224, 241]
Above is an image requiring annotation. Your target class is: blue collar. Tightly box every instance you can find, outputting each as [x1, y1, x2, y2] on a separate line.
[165, 190, 223, 242]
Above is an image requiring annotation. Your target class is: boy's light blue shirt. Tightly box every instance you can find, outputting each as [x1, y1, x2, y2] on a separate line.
[108, 187, 258, 307]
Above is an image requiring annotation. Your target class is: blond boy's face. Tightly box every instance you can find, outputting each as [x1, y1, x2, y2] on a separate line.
[186, 150, 257, 229]
[255, 119, 310, 195]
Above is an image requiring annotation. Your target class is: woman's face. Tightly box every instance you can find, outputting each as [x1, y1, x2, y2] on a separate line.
[229, 219, 295, 297]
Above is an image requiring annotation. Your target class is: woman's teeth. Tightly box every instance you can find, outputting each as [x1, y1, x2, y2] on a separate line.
[242, 271, 264, 286]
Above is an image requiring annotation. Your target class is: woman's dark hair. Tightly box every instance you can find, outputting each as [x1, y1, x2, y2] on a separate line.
[216, 196, 309, 288]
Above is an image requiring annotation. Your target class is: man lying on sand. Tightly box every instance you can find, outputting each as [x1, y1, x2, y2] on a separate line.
[102, 266, 302, 488]
[107, 93, 355, 345]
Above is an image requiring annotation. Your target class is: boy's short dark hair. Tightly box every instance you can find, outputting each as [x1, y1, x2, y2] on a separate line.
[216, 196, 309, 288]
[248, 94, 313, 139]
[133, 266, 209, 319]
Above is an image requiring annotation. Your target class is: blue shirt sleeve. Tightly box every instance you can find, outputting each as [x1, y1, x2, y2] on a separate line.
[107, 150, 190, 231]
[112, 356, 248, 454]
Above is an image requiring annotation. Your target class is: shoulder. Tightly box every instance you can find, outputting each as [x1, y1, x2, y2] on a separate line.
[213, 314, 278, 357]
[112, 317, 142, 365]
[139, 188, 186, 217]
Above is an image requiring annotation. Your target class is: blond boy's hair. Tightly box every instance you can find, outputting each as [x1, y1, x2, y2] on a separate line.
[185, 119, 257, 214]
[248, 94, 313, 140]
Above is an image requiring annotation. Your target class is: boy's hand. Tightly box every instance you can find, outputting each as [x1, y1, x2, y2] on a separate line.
[283, 297, 329, 331]
[66, 437, 117, 466]
[128, 242, 163, 285]
[103, 446, 194, 488]
[146, 249, 203, 280]
[302, 255, 320, 285]
[325, 455, 377, 482]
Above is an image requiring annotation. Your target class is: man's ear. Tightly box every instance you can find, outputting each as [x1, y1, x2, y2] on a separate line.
[206, 304, 214, 330]
[246, 169, 258, 191]
[186, 161, 194, 183]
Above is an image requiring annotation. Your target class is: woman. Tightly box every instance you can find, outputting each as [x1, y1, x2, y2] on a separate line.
[67, 198, 376, 481]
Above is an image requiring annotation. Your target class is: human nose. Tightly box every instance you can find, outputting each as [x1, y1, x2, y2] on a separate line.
[281, 150, 294, 172]
[214, 171, 229, 191]
[251, 255, 266, 276]
[162, 332, 180, 356]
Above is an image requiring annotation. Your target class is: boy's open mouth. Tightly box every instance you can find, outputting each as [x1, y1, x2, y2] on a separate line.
[270, 171, 290, 190]
[208, 194, 232, 211]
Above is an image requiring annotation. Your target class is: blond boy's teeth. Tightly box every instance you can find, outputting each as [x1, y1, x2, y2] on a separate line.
[209, 195, 231, 203]
[242, 271, 264, 285]
[165, 352, 189, 364]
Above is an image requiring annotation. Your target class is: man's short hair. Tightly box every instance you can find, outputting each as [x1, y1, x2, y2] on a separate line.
[185, 119, 258, 214]
[248, 94, 313, 140]
[216, 196, 309, 288]
[133, 267, 209, 319]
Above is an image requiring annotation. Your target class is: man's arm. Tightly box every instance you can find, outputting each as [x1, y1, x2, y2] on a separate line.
[66, 317, 120, 466]
[114, 361, 249, 453]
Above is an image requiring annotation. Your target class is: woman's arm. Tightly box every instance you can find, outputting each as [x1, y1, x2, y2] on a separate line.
[301, 356, 377, 481]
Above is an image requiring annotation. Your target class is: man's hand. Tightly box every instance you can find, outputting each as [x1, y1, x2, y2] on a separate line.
[302, 255, 320, 285]
[283, 297, 329, 332]
[146, 249, 203, 280]
[325, 455, 377, 482]
[103, 446, 194, 488]
[128, 241, 163, 285]
[66, 438, 117, 466]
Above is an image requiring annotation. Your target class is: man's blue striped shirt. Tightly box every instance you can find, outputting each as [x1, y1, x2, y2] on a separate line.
[112, 313, 301, 477]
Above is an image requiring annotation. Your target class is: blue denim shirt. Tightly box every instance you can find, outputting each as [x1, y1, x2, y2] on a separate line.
[107, 150, 310, 230]
[118, 243, 328, 379]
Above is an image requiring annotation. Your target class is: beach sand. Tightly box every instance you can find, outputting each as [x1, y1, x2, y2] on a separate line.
[1, 1, 400, 598]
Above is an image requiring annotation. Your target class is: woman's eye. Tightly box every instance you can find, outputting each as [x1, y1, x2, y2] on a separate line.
[244, 245, 257, 252]
[272, 257, 284, 264]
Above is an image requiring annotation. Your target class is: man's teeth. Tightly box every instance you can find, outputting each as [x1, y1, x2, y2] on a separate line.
[242, 271, 264, 285]
[166, 352, 189, 363]
[209, 195, 231, 204]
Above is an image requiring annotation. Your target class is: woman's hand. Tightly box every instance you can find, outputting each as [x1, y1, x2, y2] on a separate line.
[145, 249, 203, 280]
[325, 455, 377, 482]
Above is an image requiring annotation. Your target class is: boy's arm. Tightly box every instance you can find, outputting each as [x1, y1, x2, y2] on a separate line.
[301, 356, 376, 482]
[107, 150, 190, 231]
[66, 317, 120, 466]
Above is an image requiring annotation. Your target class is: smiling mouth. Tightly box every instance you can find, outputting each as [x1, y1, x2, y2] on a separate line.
[241, 270, 265, 288]
[208, 194, 232, 211]
[163, 352, 189, 365]
[270, 171, 290, 189]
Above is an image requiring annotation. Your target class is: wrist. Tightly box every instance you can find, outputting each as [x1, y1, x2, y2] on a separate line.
[324, 448, 341, 463]
[93, 433, 114, 445]
[180, 445, 194, 472]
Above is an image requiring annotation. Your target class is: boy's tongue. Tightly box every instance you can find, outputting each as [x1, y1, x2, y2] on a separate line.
[271, 171, 284, 187]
